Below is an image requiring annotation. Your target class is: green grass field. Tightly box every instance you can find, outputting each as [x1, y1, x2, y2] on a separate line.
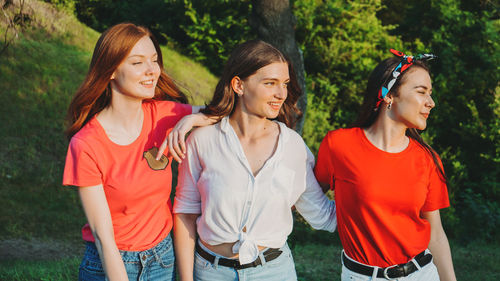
[0, 1, 499, 280]
[0, 0, 216, 242]
[1, 239, 499, 280]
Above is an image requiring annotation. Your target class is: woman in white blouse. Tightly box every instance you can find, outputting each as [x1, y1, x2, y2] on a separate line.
[173, 40, 336, 281]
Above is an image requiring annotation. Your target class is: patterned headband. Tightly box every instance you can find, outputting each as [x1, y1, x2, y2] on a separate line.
[375, 49, 437, 108]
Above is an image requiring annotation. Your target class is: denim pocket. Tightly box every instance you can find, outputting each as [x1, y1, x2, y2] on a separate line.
[194, 251, 212, 270]
[263, 246, 293, 269]
[79, 258, 105, 278]
[156, 236, 175, 269]
[158, 249, 175, 269]
[79, 243, 105, 279]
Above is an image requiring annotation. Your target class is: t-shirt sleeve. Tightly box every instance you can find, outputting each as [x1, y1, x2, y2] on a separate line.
[422, 154, 450, 212]
[173, 133, 202, 214]
[314, 131, 335, 189]
[156, 100, 193, 124]
[62, 137, 102, 187]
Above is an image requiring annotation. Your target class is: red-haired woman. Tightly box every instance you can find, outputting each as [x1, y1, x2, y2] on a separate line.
[315, 50, 457, 280]
[63, 23, 214, 280]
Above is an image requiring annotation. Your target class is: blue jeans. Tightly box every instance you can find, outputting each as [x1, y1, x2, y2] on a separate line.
[79, 234, 176, 281]
[194, 241, 297, 281]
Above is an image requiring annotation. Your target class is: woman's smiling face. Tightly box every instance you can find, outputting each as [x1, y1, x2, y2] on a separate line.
[110, 36, 161, 100]
[235, 62, 290, 119]
[389, 67, 435, 130]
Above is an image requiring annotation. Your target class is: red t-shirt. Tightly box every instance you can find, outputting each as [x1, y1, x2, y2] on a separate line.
[63, 100, 192, 251]
[314, 127, 449, 267]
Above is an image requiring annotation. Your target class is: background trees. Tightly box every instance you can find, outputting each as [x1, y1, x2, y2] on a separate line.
[41, 0, 500, 241]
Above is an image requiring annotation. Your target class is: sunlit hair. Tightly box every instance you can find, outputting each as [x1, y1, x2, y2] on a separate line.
[201, 40, 302, 128]
[65, 23, 188, 140]
[352, 57, 446, 182]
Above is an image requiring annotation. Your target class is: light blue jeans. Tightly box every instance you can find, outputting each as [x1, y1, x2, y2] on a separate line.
[341, 249, 440, 281]
[194, 241, 297, 281]
[79, 234, 176, 281]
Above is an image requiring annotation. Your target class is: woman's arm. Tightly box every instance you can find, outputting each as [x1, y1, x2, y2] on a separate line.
[79, 185, 128, 281]
[422, 210, 457, 281]
[157, 109, 218, 162]
[174, 213, 200, 281]
[294, 145, 337, 232]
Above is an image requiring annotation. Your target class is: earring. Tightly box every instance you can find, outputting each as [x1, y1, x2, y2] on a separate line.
[387, 101, 392, 110]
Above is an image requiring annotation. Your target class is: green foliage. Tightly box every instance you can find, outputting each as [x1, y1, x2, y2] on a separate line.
[178, 0, 253, 74]
[294, 0, 403, 152]
[378, 0, 500, 241]
[0, 0, 216, 240]
[73, 0, 253, 74]
[41, 0, 76, 12]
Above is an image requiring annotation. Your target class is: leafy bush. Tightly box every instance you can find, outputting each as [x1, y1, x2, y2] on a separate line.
[21, 0, 500, 243]
[377, 0, 500, 241]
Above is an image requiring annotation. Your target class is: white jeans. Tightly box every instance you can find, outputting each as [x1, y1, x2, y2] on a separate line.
[341, 250, 440, 281]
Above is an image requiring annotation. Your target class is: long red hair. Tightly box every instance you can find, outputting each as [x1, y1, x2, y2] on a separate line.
[65, 23, 188, 140]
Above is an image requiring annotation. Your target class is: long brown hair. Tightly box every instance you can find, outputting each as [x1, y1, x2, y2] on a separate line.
[351, 57, 447, 182]
[201, 40, 302, 128]
[65, 23, 188, 140]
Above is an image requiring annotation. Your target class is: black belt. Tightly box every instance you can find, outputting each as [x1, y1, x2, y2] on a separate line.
[342, 250, 433, 279]
[195, 243, 282, 270]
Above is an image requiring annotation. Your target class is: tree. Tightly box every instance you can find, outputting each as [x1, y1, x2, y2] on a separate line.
[293, 0, 402, 152]
[378, 0, 500, 241]
[251, 0, 307, 133]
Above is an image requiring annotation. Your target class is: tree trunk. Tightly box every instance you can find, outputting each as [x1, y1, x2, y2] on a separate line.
[250, 0, 306, 134]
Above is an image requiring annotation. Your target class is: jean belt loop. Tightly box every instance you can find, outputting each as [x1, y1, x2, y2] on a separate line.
[213, 256, 220, 269]
[371, 265, 379, 280]
[411, 257, 422, 270]
[153, 247, 161, 263]
[259, 251, 267, 266]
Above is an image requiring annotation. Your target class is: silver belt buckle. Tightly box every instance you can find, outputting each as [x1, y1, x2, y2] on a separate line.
[383, 264, 399, 280]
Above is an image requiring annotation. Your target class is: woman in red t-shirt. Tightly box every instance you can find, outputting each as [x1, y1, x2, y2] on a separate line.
[315, 50, 457, 281]
[63, 23, 214, 280]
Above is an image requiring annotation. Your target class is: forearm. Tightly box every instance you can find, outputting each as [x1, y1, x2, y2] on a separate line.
[428, 232, 456, 281]
[94, 234, 128, 280]
[423, 210, 457, 281]
[174, 213, 199, 281]
[78, 185, 128, 280]
[189, 112, 219, 127]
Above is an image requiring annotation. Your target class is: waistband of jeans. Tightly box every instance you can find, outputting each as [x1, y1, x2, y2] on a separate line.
[119, 233, 172, 258]
[85, 233, 172, 258]
[197, 238, 288, 259]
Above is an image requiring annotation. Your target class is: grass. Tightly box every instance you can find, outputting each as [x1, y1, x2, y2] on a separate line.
[1, 1, 499, 280]
[0, 238, 498, 280]
[0, 257, 81, 280]
[0, 0, 216, 241]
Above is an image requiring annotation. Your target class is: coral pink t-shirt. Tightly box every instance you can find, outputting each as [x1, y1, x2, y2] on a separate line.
[63, 100, 191, 251]
[315, 128, 449, 267]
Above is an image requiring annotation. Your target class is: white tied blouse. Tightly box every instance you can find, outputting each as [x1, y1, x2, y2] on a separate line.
[173, 116, 336, 264]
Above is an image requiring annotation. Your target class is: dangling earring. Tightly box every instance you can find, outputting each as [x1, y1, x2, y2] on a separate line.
[387, 101, 392, 110]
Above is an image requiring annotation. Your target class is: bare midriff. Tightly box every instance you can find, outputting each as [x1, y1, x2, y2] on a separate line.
[200, 239, 267, 259]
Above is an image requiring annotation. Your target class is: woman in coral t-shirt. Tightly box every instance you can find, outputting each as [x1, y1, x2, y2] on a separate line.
[63, 23, 213, 281]
[315, 50, 457, 281]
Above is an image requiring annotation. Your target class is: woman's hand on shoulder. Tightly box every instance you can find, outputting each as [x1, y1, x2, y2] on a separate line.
[157, 110, 219, 163]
